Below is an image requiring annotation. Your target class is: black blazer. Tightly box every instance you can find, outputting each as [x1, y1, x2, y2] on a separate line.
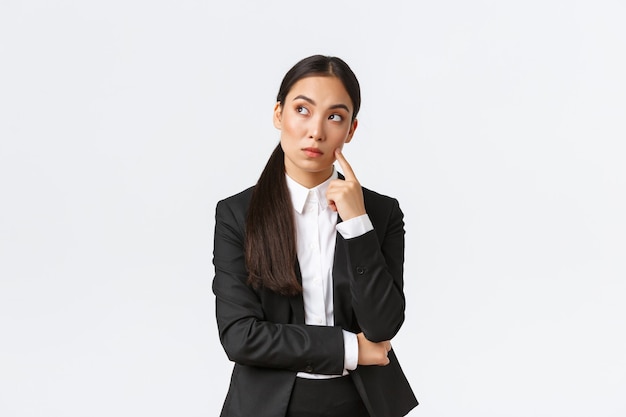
[212, 180, 418, 417]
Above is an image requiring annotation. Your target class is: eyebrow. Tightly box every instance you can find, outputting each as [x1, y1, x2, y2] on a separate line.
[292, 95, 350, 113]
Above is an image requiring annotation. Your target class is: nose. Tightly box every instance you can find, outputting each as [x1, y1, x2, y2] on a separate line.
[308, 116, 325, 141]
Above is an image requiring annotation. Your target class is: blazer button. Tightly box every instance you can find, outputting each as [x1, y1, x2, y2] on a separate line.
[304, 365, 313, 373]
[356, 266, 366, 275]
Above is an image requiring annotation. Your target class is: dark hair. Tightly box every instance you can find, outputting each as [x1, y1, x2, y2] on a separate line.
[245, 55, 361, 296]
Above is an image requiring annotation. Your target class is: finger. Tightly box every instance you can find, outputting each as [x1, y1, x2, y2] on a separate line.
[334, 148, 358, 182]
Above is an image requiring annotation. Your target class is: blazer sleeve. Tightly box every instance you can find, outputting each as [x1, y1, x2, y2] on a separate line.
[345, 193, 406, 342]
[212, 195, 345, 375]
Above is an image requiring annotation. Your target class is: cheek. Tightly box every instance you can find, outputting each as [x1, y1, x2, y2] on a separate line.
[281, 115, 304, 135]
[331, 125, 351, 141]
[279, 119, 300, 146]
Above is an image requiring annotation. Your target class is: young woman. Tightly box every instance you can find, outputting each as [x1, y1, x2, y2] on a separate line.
[212, 55, 418, 417]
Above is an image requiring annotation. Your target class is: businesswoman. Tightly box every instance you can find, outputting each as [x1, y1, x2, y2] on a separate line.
[212, 55, 418, 417]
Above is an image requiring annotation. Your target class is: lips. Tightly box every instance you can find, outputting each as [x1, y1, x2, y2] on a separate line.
[302, 147, 323, 157]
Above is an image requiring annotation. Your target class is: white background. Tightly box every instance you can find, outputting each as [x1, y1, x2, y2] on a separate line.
[1, 1, 625, 416]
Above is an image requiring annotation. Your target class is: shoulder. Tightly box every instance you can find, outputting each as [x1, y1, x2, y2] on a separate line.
[217, 186, 255, 209]
[362, 186, 401, 210]
[214, 186, 255, 225]
[362, 186, 404, 225]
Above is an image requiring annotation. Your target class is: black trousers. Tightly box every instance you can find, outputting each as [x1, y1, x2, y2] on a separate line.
[286, 375, 371, 417]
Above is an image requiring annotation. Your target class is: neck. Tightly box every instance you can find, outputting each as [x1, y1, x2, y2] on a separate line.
[285, 167, 334, 189]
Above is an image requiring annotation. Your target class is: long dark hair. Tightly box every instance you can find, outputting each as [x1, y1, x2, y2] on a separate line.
[245, 55, 361, 296]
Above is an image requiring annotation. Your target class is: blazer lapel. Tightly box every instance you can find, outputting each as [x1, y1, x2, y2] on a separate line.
[332, 214, 354, 330]
[289, 260, 305, 324]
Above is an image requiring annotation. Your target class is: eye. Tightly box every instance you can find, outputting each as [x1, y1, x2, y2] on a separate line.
[296, 106, 310, 115]
[329, 114, 343, 122]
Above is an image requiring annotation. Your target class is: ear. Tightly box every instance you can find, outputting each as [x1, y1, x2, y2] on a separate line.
[273, 102, 283, 129]
[344, 119, 358, 144]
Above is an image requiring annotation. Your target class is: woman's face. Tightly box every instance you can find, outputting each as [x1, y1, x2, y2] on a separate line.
[274, 75, 358, 188]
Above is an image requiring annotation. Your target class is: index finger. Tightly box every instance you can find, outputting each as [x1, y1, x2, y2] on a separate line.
[334, 148, 358, 181]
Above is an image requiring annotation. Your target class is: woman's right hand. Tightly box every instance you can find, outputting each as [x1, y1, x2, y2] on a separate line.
[357, 332, 392, 366]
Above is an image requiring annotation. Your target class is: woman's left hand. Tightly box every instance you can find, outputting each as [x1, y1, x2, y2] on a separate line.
[326, 148, 366, 220]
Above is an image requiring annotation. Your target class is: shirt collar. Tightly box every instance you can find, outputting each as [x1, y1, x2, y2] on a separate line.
[286, 169, 338, 214]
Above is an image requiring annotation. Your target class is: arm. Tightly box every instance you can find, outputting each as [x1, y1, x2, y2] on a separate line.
[345, 198, 406, 342]
[327, 149, 407, 343]
[212, 196, 345, 374]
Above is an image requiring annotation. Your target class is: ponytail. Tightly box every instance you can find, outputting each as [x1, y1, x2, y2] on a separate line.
[245, 144, 301, 296]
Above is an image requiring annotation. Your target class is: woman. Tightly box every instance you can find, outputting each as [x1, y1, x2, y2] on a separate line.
[212, 55, 418, 417]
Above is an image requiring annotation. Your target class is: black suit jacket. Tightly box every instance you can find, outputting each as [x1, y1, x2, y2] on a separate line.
[212, 180, 418, 417]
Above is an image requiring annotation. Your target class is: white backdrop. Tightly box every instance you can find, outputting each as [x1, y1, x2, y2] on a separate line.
[1, 1, 625, 416]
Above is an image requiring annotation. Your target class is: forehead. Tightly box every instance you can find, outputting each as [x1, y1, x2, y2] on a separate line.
[286, 76, 352, 105]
